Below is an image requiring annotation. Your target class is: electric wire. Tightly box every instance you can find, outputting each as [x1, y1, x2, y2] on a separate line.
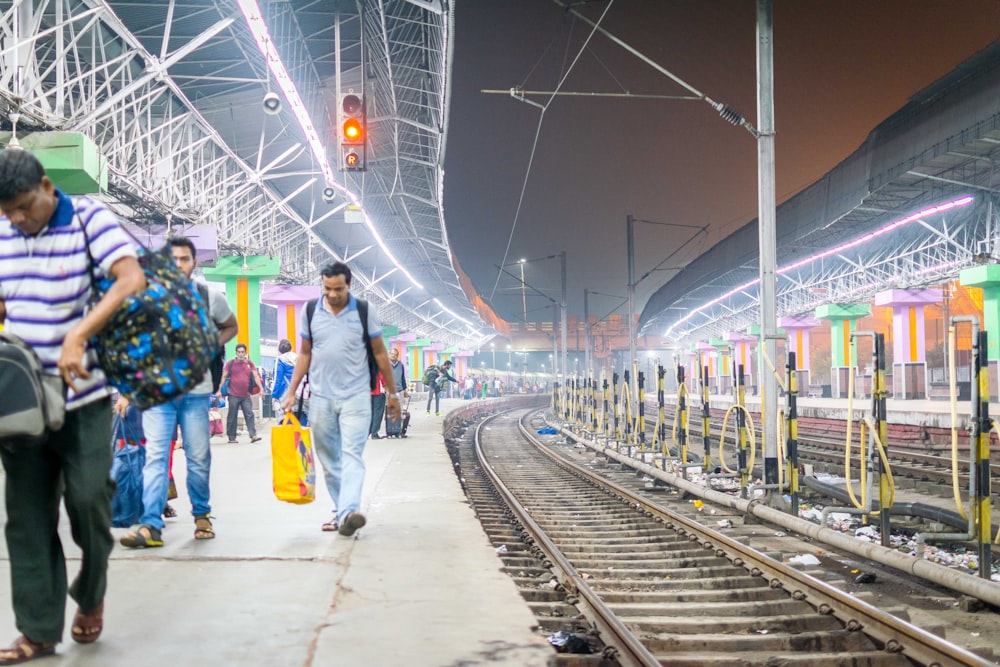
[489, 0, 616, 302]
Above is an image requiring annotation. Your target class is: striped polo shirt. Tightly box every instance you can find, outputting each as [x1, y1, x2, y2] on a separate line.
[0, 190, 138, 410]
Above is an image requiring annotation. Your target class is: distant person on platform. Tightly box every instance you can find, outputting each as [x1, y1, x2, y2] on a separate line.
[271, 338, 309, 424]
[389, 347, 408, 405]
[424, 359, 456, 416]
[217, 343, 264, 443]
[369, 371, 386, 439]
[279, 261, 398, 536]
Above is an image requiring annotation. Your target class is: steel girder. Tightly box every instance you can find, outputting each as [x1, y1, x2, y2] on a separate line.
[0, 0, 489, 347]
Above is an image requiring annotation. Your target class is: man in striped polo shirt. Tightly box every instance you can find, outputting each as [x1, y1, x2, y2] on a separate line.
[0, 149, 145, 663]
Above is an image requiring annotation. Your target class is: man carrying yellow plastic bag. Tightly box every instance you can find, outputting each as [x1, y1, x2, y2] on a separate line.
[271, 413, 315, 503]
[278, 262, 398, 536]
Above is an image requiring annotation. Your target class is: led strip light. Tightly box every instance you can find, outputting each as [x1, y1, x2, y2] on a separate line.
[664, 195, 975, 339]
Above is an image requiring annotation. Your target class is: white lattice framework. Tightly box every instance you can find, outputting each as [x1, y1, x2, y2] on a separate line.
[0, 0, 489, 347]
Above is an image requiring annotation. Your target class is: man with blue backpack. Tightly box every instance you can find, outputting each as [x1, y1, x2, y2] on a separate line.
[0, 149, 146, 663]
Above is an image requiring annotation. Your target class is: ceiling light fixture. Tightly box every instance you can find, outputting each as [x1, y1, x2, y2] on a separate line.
[235, 0, 424, 290]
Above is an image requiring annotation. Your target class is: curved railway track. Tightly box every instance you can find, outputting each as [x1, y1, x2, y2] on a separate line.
[455, 407, 992, 667]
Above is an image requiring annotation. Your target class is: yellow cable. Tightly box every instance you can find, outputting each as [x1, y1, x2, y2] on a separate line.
[843, 359, 865, 509]
[759, 342, 788, 393]
[947, 326, 968, 520]
[991, 421, 1000, 544]
[718, 404, 756, 475]
[862, 415, 895, 509]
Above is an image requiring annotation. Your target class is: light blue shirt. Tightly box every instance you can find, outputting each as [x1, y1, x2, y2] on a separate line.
[300, 294, 382, 400]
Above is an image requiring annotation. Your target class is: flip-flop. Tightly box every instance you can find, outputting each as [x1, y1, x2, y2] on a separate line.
[321, 516, 339, 532]
[0, 636, 56, 664]
[71, 603, 103, 644]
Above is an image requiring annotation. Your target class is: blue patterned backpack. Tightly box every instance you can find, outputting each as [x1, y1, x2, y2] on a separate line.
[82, 233, 218, 409]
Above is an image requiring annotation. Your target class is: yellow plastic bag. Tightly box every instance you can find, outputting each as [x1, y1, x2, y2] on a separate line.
[271, 413, 315, 504]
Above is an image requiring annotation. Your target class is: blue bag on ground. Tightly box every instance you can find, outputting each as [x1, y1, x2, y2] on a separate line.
[110, 411, 146, 528]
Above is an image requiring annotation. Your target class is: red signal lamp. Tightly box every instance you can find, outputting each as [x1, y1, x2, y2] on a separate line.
[343, 118, 364, 144]
[345, 151, 360, 168]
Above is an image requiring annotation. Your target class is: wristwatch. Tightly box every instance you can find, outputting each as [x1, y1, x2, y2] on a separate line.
[387, 393, 399, 399]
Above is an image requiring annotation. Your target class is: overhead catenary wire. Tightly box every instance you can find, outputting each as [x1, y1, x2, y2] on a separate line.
[488, 0, 617, 304]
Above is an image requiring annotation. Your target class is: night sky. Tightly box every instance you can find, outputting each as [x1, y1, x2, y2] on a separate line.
[442, 1, 1000, 330]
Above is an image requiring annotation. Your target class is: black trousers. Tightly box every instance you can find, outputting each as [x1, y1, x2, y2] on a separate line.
[226, 395, 256, 439]
[0, 397, 114, 642]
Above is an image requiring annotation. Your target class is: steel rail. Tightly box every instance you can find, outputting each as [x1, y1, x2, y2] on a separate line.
[551, 422, 996, 666]
[471, 411, 661, 667]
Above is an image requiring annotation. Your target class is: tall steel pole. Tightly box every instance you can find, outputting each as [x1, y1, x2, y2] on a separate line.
[584, 288, 592, 379]
[519, 258, 527, 321]
[626, 214, 638, 410]
[560, 251, 568, 390]
[757, 0, 779, 485]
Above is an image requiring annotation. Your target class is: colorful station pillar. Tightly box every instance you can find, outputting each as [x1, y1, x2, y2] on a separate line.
[960, 265, 1000, 400]
[874, 288, 938, 399]
[778, 316, 819, 395]
[816, 303, 870, 399]
[202, 256, 281, 363]
[724, 331, 755, 392]
[412, 338, 431, 387]
[260, 285, 319, 352]
[709, 337, 731, 395]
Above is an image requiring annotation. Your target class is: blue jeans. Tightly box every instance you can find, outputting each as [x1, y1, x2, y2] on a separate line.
[140, 393, 212, 530]
[310, 392, 371, 522]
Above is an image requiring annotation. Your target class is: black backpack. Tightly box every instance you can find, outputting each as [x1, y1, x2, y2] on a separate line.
[196, 283, 225, 393]
[0, 331, 66, 443]
[306, 297, 377, 390]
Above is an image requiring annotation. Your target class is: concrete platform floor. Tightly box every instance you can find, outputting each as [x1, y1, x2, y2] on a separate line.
[0, 397, 554, 667]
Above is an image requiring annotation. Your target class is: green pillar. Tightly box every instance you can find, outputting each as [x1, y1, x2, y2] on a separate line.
[816, 304, 870, 366]
[203, 256, 281, 363]
[961, 265, 1000, 361]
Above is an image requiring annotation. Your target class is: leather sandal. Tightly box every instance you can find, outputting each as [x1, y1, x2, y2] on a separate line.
[71, 603, 103, 644]
[194, 514, 215, 540]
[321, 515, 339, 532]
[0, 636, 56, 665]
[119, 524, 163, 548]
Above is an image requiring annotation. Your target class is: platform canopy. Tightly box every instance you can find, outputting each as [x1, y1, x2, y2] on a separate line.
[0, 0, 493, 348]
[640, 42, 1000, 344]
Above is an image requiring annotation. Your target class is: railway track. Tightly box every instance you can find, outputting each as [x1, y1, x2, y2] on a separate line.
[451, 407, 993, 666]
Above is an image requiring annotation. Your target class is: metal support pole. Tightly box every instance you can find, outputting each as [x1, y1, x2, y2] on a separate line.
[637, 371, 646, 447]
[677, 364, 688, 479]
[626, 215, 638, 425]
[786, 352, 799, 516]
[757, 0, 780, 486]
[560, 251, 568, 399]
[602, 377, 610, 436]
[874, 333, 891, 548]
[584, 288, 592, 381]
[612, 372, 620, 441]
[657, 364, 666, 456]
[975, 330, 992, 579]
[738, 363, 749, 498]
[701, 362, 711, 466]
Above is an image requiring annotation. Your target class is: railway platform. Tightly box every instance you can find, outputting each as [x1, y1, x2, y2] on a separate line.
[0, 397, 553, 667]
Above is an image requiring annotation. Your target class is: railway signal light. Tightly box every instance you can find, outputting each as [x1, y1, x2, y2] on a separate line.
[341, 91, 366, 172]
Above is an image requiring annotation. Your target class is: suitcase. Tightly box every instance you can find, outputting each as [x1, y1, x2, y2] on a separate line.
[386, 399, 411, 438]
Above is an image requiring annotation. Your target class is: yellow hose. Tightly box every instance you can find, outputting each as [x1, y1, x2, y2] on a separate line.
[862, 415, 895, 509]
[718, 404, 756, 474]
[759, 342, 788, 393]
[844, 355, 866, 509]
[947, 326, 968, 521]
[992, 421, 1000, 544]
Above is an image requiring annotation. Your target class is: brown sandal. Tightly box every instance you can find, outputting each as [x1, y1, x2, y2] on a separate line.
[321, 515, 339, 532]
[0, 636, 56, 665]
[71, 602, 103, 644]
[194, 514, 215, 540]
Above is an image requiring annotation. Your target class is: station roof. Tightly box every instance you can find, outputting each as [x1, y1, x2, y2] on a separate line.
[1, 0, 497, 348]
[640, 41, 1000, 343]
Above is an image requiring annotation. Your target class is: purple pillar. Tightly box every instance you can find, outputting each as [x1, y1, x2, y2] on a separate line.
[261, 285, 320, 351]
[874, 288, 940, 399]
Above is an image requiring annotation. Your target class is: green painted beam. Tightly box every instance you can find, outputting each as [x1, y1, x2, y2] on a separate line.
[18, 132, 108, 194]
